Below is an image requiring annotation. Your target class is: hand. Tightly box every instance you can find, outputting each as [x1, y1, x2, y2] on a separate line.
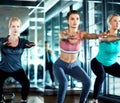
[8, 35, 17, 42]
[98, 31, 109, 40]
[25, 43, 35, 47]
[60, 30, 68, 39]
[3, 41, 12, 46]
[62, 30, 67, 34]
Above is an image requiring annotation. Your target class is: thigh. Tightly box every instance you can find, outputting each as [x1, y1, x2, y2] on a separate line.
[12, 69, 29, 84]
[91, 58, 106, 76]
[105, 63, 120, 77]
[69, 61, 90, 82]
[47, 63, 53, 70]
[0, 70, 9, 87]
[53, 60, 67, 83]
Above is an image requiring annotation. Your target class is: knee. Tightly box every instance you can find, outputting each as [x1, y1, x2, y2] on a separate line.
[26, 79, 30, 88]
[87, 78, 91, 88]
[83, 77, 91, 89]
[22, 79, 30, 89]
[59, 80, 68, 89]
[98, 73, 106, 80]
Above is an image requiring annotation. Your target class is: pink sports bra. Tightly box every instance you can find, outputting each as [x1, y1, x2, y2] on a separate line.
[60, 30, 82, 53]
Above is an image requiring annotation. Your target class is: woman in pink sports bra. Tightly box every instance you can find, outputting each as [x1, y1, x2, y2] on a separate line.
[53, 10, 102, 103]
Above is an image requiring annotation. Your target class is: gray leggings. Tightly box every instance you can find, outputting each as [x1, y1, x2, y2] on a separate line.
[53, 58, 91, 103]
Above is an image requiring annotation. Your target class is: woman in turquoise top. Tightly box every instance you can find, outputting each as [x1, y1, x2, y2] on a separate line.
[91, 14, 120, 103]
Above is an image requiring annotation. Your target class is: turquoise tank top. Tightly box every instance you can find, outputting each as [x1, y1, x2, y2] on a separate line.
[96, 40, 120, 66]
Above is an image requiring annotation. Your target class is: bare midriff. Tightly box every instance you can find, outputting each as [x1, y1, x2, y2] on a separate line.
[60, 51, 78, 63]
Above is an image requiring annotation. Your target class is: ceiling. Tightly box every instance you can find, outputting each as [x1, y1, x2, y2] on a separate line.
[1, 0, 120, 37]
[0, 0, 44, 36]
[0, 0, 74, 37]
[0, 0, 76, 37]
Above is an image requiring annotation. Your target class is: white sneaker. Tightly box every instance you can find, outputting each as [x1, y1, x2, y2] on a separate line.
[93, 99, 98, 103]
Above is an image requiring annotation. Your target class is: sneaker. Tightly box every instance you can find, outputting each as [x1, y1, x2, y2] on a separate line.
[93, 99, 98, 103]
[52, 82, 56, 89]
[52, 85, 56, 89]
[0, 100, 3, 103]
[21, 99, 27, 103]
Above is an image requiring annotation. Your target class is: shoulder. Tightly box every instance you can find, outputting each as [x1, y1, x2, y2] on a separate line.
[80, 30, 87, 35]
[19, 38, 29, 42]
[48, 50, 52, 54]
[78, 30, 83, 34]
[19, 37, 24, 41]
[78, 30, 85, 39]
[0, 36, 7, 39]
[19, 38, 30, 46]
[0, 36, 7, 42]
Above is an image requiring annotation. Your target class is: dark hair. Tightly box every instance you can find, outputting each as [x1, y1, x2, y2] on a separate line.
[66, 10, 79, 20]
[45, 41, 49, 44]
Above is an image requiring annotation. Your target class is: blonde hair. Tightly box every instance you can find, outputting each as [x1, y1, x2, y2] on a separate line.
[8, 17, 21, 28]
[107, 14, 120, 28]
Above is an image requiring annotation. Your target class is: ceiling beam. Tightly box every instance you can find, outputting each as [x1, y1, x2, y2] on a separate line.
[0, 0, 43, 7]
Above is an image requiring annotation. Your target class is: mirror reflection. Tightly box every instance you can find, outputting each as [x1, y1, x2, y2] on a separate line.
[0, 0, 45, 90]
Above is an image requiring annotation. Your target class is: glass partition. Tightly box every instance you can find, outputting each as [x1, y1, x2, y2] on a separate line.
[28, 2, 45, 88]
[45, 15, 60, 88]
[87, 0, 103, 92]
[0, 1, 45, 89]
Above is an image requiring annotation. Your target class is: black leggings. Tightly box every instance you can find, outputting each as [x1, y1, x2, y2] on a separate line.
[46, 62, 54, 82]
[0, 69, 30, 101]
[91, 58, 120, 99]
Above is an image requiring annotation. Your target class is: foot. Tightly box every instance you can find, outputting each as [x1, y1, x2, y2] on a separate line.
[93, 99, 98, 103]
[0, 100, 3, 103]
[52, 82, 56, 89]
[21, 99, 27, 103]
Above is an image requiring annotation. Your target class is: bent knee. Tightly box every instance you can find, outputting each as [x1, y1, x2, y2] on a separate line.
[59, 80, 68, 88]
[83, 78, 91, 88]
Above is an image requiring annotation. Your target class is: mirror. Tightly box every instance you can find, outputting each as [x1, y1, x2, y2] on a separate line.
[0, 0, 45, 89]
